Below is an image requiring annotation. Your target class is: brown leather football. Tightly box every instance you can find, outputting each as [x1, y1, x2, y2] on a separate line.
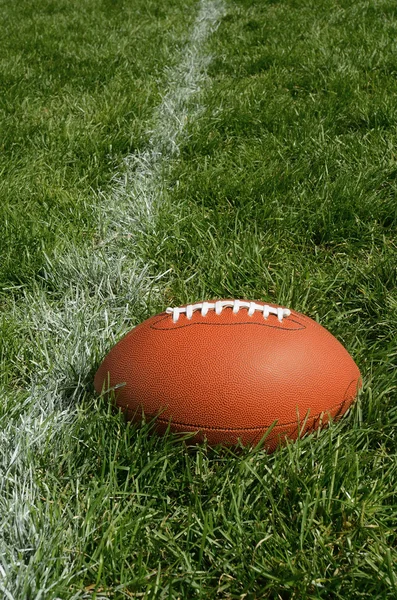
[94, 300, 361, 451]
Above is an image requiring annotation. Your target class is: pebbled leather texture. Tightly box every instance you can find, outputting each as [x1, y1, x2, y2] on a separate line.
[94, 301, 361, 450]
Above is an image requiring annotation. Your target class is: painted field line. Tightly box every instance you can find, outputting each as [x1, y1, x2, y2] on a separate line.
[109, 0, 224, 231]
[0, 0, 224, 597]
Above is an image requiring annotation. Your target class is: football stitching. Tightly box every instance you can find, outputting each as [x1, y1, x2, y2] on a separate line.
[166, 300, 291, 323]
[123, 378, 358, 431]
[151, 400, 347, 431]
[150, 314, 306, 332]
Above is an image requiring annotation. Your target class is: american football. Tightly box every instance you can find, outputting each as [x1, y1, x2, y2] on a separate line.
[94, 300, 361, 450]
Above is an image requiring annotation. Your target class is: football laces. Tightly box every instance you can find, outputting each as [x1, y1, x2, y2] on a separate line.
[166, 300, 291, 323]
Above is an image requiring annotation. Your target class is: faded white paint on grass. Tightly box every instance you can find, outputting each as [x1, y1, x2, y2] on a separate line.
[0, 1, 224, 597]
[110, 0, 224, 230]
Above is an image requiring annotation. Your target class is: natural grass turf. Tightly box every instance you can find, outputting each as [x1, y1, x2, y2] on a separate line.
[0, 0, 197, 290]
[34, 402, 397, 598]
[1, 0, 397, 597]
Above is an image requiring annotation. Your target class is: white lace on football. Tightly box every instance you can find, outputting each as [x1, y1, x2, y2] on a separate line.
[166, 300, 291, 323]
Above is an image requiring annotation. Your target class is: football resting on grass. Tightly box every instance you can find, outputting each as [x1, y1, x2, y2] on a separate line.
[94, 300, 361, 450]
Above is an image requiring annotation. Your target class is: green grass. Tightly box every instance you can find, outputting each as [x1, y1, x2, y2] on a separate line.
[1, 0, 397, 598]
[0, 0, 195, 290]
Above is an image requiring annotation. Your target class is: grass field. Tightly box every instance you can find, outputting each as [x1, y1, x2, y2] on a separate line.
[1, 0, 397, 598]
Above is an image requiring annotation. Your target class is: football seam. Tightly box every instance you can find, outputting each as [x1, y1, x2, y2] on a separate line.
[124, 378, 358, 431]
[150, 314, 306, 331]
[152, 404, 344, 431]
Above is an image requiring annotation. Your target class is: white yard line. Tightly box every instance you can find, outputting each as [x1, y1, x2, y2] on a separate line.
[109, 0, 224, 231]
[0, 0, 224, 597]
